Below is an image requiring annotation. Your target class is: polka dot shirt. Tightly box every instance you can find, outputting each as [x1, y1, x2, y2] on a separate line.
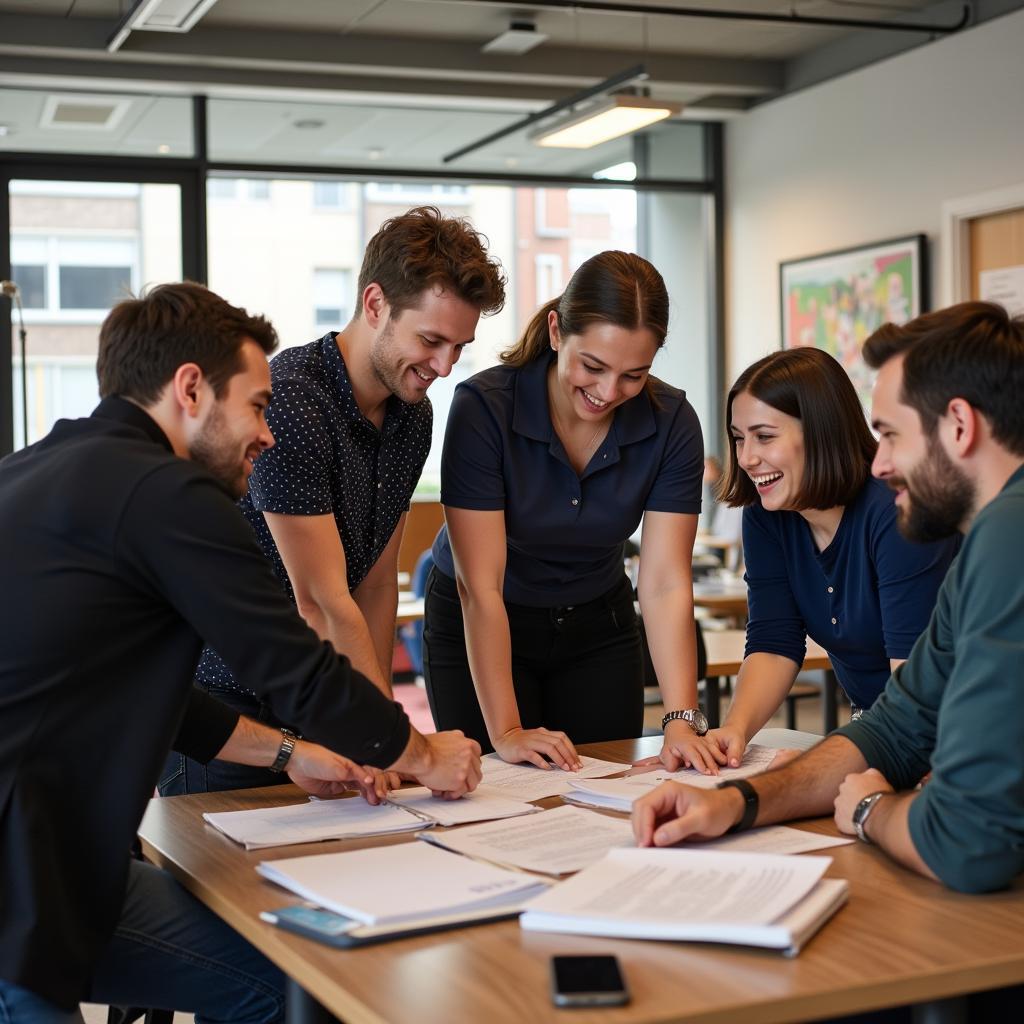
[195, 332, 432, 694]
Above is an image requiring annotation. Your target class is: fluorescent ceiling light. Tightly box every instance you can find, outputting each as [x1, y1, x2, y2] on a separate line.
[130, 0, 220, 32]
[532, 96, 681, 149]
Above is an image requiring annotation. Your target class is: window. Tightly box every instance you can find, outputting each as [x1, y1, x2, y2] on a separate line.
[207, 178, 271, 201]
[313, 181, 354, 210]
[535, 253, 564, 305]
[365, 182, 470, 204]
[313, 269, 352, 327]
[10, 263, 46, 309]
[11, 235, 137, 319]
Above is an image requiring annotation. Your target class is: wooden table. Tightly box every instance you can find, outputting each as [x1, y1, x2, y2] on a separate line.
[692, 579, 749, 622]
[395, 596, 425, 626]
[703, 629, 837, 733]
[139, 736, 1024, 1024]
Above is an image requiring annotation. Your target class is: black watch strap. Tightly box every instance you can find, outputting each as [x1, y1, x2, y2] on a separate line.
[717, 778, 759, 833]
[269, 728, 297, 773]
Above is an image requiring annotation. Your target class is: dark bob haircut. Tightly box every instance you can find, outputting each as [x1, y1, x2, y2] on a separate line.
[719, 347, 877, 510]
[863, 301, 1024, 456]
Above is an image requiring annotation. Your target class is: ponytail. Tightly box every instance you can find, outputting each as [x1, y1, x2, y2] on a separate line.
[500, 297, 560, 368]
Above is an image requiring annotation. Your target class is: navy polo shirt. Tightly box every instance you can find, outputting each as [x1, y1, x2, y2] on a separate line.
[743, 475, 959, 709]
[432, 352, 703, 607]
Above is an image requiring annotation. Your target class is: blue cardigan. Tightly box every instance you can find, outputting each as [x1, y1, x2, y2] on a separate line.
[742, 475, 959, 708]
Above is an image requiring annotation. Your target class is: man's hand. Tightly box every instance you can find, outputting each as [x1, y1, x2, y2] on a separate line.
[631, 781, 743, 847]
[658, 720, 728, 774]
[706, 723, 747, 769]
[493, 726, 581, 772]
[834, 767, 894, 835]
[393, 728, 483, 799]
[286, 740, 394, 804]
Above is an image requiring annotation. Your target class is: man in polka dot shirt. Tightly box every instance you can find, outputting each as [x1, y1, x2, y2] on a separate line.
[161, 206, 507, 795]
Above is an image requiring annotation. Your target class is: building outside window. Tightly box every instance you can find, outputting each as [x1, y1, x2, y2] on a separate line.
[313, 268, 352, 327]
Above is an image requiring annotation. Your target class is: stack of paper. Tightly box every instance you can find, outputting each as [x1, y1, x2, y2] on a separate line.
[421, 804, 634, 875]
[203, 798, 427, 850]
[257, 841, 549, 939]
[520, 848, 848, 955]
[478, 753, 627, 802]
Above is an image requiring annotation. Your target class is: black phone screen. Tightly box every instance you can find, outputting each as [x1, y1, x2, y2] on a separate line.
[551, 955, 627, 998]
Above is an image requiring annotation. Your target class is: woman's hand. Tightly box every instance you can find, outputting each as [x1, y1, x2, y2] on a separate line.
[658, 720, 728, 774]
[493, 726, 582, 771]
[706, 723, 748, 769]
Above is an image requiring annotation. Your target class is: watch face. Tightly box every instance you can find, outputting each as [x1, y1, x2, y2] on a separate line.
[691, 710, 709, 735]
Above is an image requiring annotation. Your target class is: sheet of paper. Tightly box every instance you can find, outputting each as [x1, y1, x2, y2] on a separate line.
[386, 784, 541, 826]
[650, 743, 780, 788]
[522, 847, 832, 927]
[479, 753, 627, 801]
[751, 727, 822, 752]
[257, 840, 548, 926]
[421, 804, 633, 875]
[698, 826, 853, 855]
[567, 745, 782, 808]
[203, 797, 427, 850]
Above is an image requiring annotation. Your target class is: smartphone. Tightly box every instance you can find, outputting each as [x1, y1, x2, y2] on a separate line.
[550, 954, 630, 1008]
[260, 905, 358, 946]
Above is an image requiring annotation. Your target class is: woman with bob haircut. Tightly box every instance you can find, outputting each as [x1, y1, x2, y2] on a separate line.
[708, 346, 958, 766]
[423, 250, 724, 775]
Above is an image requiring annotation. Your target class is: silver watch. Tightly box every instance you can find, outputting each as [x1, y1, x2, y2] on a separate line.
[661, 708, 709, 736]
[852, 790, 886, 843]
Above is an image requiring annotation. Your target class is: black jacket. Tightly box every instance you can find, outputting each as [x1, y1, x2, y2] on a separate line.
[0, 397, 410, 1007]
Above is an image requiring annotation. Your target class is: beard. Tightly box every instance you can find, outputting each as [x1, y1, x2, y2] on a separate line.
[892, 437, 974, 543]
[369, 318, 427, 405]
[189, 403, 247, 500]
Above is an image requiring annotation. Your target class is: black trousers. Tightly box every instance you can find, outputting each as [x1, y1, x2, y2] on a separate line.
[422, 567, 644, 753]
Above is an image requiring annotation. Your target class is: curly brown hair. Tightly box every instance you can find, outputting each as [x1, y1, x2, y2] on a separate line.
[356, 205, 506, 317]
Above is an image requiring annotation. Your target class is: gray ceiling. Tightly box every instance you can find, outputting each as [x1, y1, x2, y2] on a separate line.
[0, 0, 1015, 174]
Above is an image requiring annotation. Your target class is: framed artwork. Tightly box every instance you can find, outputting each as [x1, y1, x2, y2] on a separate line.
[780, 234, 927, 408]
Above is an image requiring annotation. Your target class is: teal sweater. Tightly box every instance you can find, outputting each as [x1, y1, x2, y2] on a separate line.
[837, 463, 1024, 893]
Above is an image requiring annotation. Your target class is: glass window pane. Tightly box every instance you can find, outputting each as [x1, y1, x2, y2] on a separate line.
[9, 180, 182, 449]
[209, 177, 641, 492]
[10, 265, 47, 308]
[59, 265, 134, 310]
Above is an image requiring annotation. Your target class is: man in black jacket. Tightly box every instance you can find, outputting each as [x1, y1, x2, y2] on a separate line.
[0, 282, 480, 1023]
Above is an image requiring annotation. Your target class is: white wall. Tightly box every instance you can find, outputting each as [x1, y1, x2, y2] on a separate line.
[725, 7, 1024, 378]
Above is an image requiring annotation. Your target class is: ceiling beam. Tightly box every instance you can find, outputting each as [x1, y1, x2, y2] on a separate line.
[0, 14, 783, 100]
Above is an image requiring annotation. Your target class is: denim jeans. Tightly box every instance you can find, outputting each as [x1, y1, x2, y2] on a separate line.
[159, 687, 291, 796]
[0, 859, 285, 1024]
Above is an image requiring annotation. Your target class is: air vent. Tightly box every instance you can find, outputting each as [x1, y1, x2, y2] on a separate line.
[40, 95, 132, 133]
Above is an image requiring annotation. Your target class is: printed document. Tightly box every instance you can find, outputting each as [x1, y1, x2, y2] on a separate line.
[257, 841, 548, 926]
[387, 784, 540, 826]
[520, 848, 847, 953]
[421, 804, 633, 875]
[203, 797, 426, 850]
[479, 753, 627, 802]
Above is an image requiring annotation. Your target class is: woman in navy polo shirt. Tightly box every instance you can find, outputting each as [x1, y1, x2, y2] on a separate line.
[709, 346, 958, 766]
[423, 251, 726, 774]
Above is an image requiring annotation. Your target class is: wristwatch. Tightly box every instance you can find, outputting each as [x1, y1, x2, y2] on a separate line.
[269, 728, 298, 774]
[717, 778, 759, 833]
[661, 708, 709, 736]
[852, 790, 886, 843]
